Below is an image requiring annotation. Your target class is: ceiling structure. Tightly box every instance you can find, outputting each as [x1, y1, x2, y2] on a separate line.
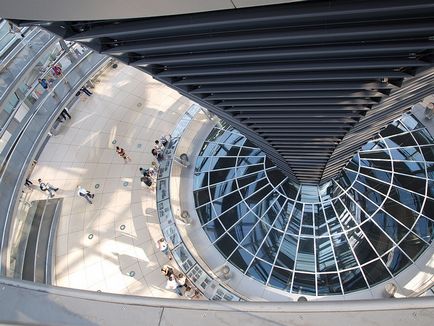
[13, 0, 434, 183]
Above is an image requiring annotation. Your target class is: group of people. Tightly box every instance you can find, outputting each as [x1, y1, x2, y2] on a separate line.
[161, 265, 200, 299]
[28, 178, 95, 204]
[151, 135, 170, 162]
[38, 64, 63, 91]
[139, 162, 157, 189]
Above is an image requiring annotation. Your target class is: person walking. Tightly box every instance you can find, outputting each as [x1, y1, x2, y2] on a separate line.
[38, 178, 58, 198]
[156, 238, 172, 260]
[80, 86, 93, 96]
[116, 146, 131, 162]
[77, 185, 94, 204]
[61, 108, 71, 120]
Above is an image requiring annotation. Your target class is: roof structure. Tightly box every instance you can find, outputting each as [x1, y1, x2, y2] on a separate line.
[15, 0, 434, 184]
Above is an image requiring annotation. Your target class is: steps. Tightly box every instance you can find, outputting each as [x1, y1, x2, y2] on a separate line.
[18, 198, 62, 284]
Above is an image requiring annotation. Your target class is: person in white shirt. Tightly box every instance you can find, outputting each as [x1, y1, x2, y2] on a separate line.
[176, 273, 186, 287]
[165, 274, 182, 296]
[156, 238, 172, 260]
[77, 185, 94, 204]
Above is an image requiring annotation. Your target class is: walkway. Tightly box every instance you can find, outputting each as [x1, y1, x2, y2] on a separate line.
[28, 63, 194, 297]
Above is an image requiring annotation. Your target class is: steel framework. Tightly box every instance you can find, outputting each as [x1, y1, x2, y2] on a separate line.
[14, 0, 434, 183]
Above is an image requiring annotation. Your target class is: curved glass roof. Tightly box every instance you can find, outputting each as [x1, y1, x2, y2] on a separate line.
[193, 114, 434, 296]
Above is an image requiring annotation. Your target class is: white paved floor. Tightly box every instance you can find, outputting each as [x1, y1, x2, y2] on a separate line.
[29, 63, 194, 297]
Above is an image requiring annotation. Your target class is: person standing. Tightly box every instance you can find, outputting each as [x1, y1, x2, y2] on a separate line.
[80, 86, 93, 96]
[165, 274, 183, 296]
[160, 265, 174, 278]
[176, 273, 187, 290]
[38, 178, 59, 198]
[151, 148, 163, 162]
[154, 140, 165, 153]
[8, 21, 24, 38]
[77, 185, 94, 204]
[24, 178, 33, 190]
[425, 102, 434, 120]
[38, 78, 49, 90]
[52, 64, 63, 77]
[156, 238, 172, 260]
[184, 286, 201, 300]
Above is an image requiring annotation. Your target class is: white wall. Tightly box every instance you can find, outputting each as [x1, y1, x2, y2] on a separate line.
[0, 0, 296, 21]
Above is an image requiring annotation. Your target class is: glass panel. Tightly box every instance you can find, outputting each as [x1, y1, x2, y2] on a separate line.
[202, 218, 225, 242]
[196, 202, 214, 224]
[314, 205, 329, 237]
[383, 133, 417, 147]
[286, 203, 302, 234]
[413, 216, 434, 243]
[246, 258, 273, 284]
[193, 188, 210, 207]
[193, 172, 208, 190]
[228, 211, 257, 242]
[295, 237, 315, 272]
[316, 237, 337, 272]
[340, 268, 368, 293]
[317, 273, 342, 295]
[275, 234, 298, 269]
[212, 190, 242, 215]
[347, 228, 378, 265]
[268, 267, 292, 290]
[362, 259, 391, 287]
[360, 220, 394, 255]
[388, 186, 424, 214]
[240, 220, 270, 255]
[381, 198, 418, 229]
[215, 234, 237, 258]
[399, 233, 429, 261]
[372, 210, 409, 243]
[393, 174, 426, 196]
[255, 228, 284, 264]
[292, 272, 316, 295]
[213, 157, 237, 169]
[262, 195, 286, 227]
[331, 234, 358, 270]
[421, 145, 434, 161]
[301, 204, 314, 236]
[227, 246, 253, 272]
[381, 247, 412, 275]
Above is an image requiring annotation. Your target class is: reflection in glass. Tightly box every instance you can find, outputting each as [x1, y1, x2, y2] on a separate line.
[194, 115, 434, 296]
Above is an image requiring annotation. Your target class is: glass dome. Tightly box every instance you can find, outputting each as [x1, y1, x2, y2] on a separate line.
[193, 114, 434, 296]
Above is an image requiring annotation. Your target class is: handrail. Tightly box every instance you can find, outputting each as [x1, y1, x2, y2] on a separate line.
[0, 50, 93, 173]
[0, 275, 433, 311]
[0, 27, 40, 71]
[0, 51, 110, 275]
[0, 29, 57, 106]
[0, 45, 91, 139]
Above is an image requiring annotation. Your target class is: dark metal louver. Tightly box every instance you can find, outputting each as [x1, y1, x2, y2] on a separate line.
[14, 0, 434, 184]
